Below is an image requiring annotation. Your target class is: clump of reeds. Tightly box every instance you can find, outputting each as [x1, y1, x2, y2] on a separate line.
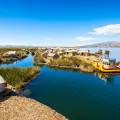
[0, 66, 40, 89]
[34, 51, 46, 64]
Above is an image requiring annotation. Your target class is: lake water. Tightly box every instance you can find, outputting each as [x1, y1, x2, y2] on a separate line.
[1, 48, 120, 120]
[0, 55, 34, 68]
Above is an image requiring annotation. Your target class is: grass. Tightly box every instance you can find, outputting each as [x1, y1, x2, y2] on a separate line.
[49, 56, 88, 67]
[0, 48, 21, 55]
[34, 51, 46, 64]
[0, 66, 40, 89]
[34, 51, 96, 72]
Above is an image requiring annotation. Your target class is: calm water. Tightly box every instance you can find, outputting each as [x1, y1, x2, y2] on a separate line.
[25, 67, 120, 120]
[0, 55, 34, 68]
[1, 49, 120, 120]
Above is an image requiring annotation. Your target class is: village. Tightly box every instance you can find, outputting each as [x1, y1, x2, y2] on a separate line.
[0, 47, 120, 99]
[0, 48, 29, 64]
[34, 47, 120, 72]
[0, 47, 119, 72]
[0, 47, 120, 120]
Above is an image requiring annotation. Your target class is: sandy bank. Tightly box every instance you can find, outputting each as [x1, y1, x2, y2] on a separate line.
[0, 96, 68, 120]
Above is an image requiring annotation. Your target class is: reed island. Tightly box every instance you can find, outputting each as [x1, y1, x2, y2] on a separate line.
[0, 48, 67, 120]
[0, 47, 120, 120]
[34, 48, 120, 73]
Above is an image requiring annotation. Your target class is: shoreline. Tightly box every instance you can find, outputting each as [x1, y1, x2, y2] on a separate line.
[0, 66, 40, 96]
[0, 70, 40, 97]
[0, 55, 28, 65]
[10, 71, 40, 93]
[0, 96, 68, 120]
[35, 62, 95, 73]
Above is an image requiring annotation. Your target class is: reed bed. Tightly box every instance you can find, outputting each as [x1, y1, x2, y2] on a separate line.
[0, 66, 40, 89]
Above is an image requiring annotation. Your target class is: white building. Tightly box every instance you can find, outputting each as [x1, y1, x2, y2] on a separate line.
[0, 75, 7, 93]
[101, 58, 116, 65]
[6, 51, 16, 55]
[100, 50, 116, 65]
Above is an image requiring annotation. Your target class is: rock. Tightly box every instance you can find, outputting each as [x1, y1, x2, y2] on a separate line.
[0, 96, 68, 120]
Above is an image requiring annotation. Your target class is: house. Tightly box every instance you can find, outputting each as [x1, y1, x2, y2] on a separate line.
[100, 57, 116, 65]
[65, 49, 78, 53]
[6, 51, 16, 55]
[102, 50, 110, 56]
[100, 54, 116, 65]
[79, 50, 90, 56]
[0, 75, 7, 94]
[99, 50, 116, 65]
[3, 51, 16, 57]
[47, 53, 60, 59]
[102, 58, 116, 65]
[42, 52, 48, 58]
[53, 53, 60, 59]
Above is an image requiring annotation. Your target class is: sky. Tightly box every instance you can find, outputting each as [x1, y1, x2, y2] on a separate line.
[0, 0, 120, 46]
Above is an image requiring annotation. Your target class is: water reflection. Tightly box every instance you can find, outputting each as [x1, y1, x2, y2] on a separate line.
[15, 89, 32, 97]
[46, 65, 81, 73]
[94, 72, 120, 83]
[44, 65, 120, 84]
[20, 89, 32, 96]
[0, 55, 34, 68]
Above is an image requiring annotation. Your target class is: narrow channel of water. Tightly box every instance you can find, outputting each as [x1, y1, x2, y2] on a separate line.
[0, 55, 34, 68]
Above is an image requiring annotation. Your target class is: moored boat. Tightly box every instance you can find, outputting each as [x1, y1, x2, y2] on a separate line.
[93, 62, 120, 73]
[93, 50, 120, 73]
[99, 64, 120, 73]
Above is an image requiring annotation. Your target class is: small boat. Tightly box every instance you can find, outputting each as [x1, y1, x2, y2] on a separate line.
[93, 63, 120, 73]
[99, 65, 120, 73]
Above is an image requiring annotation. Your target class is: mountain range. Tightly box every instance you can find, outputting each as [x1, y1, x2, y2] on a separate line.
[79, 41, 120, 48]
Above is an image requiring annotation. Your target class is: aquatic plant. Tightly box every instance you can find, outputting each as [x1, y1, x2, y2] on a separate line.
[0, 66, 40, 89]
[34, 51, 46, 64]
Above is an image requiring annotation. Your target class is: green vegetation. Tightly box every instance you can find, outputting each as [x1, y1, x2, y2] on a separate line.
[0, 66, 40, 89]
[16, 50, 28, 59]
[33, 49, 96, 72]
[0, 49, 29, 64]
[0, 48, 21, 55]
[49, 56, 82, 67]
[34, 51, 46, 64]
[116, 61, 120, 65]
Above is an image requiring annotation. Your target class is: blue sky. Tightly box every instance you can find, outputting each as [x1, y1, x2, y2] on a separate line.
[0, 0, 120, 46]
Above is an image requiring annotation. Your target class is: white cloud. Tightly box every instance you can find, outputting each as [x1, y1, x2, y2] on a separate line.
[75, 36, 95, 41]
[89, 24, 120, 35]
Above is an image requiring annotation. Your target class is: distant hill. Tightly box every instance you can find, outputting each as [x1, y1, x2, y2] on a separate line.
[79, 41, 120, 48]
[0, 41, 120, 48]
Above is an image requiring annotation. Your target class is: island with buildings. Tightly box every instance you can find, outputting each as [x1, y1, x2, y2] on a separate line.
[0, 47, 120, 120]
[0, 47, 120, 94]
[34, 47, 120, 73]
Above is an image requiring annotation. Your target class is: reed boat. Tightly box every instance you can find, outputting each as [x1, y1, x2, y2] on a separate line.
[93, 62, 100, 69]
[93, 63, 120, 73]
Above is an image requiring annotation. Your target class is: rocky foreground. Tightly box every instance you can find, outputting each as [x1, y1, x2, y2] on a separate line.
[0, 96, 68, 120]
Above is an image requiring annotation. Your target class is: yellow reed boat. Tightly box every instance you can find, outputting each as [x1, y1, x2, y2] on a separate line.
[93, 62, 120, 73]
